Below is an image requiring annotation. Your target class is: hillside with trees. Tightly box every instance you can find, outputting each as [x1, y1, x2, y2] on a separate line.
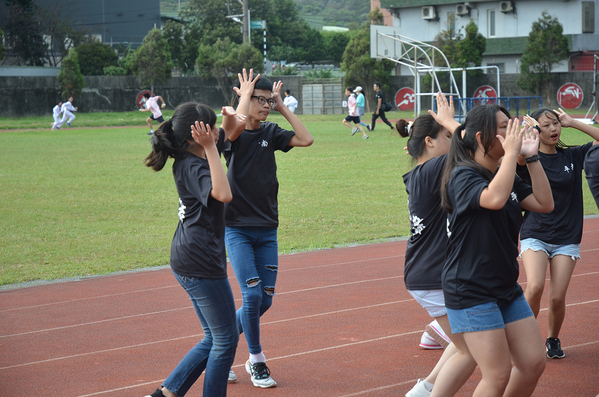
[160, 0, 370, 28]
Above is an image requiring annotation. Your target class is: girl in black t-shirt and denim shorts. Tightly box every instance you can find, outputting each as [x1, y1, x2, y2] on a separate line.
[519, 109, 599, 359]
[433, 105, 553, 397]
[399, 93, 477, 397]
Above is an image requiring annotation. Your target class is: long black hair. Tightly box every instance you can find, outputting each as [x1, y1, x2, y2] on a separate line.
[144, 102, 217, 171]
[440, 104, 511, 213]
[396, 114, 445, 162]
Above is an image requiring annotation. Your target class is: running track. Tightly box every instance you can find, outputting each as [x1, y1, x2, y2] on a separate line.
[1, 217, 598, 397]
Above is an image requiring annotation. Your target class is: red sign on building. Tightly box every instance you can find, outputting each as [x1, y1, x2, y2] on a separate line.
[473, 85, 497, 106]
[557, 83, 583, 109]
[395, 87, 415, 111]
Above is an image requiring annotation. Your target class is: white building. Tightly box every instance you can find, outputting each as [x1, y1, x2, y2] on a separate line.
[371, 0, 598, 75]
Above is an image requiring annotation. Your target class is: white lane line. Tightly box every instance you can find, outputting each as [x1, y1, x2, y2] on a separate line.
[3, 273, 598, 338]
[0, 255, 402, 313]
[3, 248, 596, 313]
[0, 277, 405, 338]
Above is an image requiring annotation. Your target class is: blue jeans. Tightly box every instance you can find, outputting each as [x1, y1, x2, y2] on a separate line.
[225, 227, 279, 354]
[163, 272, 239, 397]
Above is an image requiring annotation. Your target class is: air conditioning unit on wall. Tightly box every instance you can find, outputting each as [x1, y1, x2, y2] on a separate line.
[456, 4, 470, 15]
[500, 1, 514, 13]
[422, 6, 437, 20]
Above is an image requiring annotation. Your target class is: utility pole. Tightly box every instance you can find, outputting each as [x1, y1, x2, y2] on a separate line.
[242, 0, 249, 43]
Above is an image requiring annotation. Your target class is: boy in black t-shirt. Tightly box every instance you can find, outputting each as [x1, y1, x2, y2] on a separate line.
[370, 82, 394, 131]
[224, 69, 314, 388]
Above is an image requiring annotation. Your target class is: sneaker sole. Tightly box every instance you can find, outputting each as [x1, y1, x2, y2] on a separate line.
[425, 324, 450, 349]
[547, 352, 566, 359]
[245, 361, 278, 388]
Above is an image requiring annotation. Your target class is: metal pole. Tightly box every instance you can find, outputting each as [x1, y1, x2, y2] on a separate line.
[243, 0, 249, 43]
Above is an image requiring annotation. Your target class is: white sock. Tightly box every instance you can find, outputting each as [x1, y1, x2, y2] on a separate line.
[423, 380, 434, 392]
[249, 352, 266, 364]
[150, 129, 154, 133]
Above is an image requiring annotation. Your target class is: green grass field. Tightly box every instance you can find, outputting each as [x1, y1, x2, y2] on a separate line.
[1, 111, 597, 286]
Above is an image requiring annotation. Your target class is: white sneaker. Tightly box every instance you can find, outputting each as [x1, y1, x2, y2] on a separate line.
[245, 360, 277, 388]
[419, 331, 443, 349]
[426, 320, 450, 348]
[405, 379, 432, 397]
[351, 127, 358, 136]
[228, 369, 237, 383]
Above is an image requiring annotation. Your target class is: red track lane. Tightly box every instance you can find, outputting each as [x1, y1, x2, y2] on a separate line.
[1, 217, 598, 397]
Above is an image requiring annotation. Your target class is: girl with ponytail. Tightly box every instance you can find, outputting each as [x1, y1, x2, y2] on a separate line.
[143, 101, 247, 397]
[399, 93, 478, 397]
[432, 105, 553, 397]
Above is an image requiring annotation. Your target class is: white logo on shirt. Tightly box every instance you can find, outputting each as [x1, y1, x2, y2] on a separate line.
[178, 198, 186, 221]
[511, 192, 518, 202]
[564, 163, 574, 173]
[260, 140, 269, 147]
[410, 214, 426, 236]
[446, 218, 452, 238]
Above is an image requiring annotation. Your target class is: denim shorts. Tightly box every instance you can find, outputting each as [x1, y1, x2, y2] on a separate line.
[408, 289, 447, 318]
[446, 294, 533, 334]
[520, 238, 581, 261]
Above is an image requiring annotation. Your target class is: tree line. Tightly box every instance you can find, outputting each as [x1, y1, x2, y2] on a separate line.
[1, 0, 569, 107]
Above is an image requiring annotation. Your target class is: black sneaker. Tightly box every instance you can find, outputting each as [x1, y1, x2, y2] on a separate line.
[245, 360, 277, 388]
[144, 388, 165, 397]
[546, 337, 565, 359]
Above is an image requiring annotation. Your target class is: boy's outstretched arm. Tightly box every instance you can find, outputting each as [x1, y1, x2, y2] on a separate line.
[271, 81, 314, 147]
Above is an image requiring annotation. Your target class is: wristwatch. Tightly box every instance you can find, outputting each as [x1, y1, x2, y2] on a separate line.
[525, 154, 539, 163]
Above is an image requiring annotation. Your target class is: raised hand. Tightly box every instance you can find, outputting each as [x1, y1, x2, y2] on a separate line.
[429, 92, 454, 122]
[233, 68, 260, 98]
[520, 124, 540, 158]
[191, 120, 216, 148]
[270, 80, 284, 112]
[496, 118, 523, 156]
[222, 106, 247, 127]
[555, 108, 574, 128]
[523, 114, 539, 129]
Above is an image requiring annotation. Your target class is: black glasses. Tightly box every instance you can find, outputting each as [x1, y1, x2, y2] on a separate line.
[251, 95, 276, 108]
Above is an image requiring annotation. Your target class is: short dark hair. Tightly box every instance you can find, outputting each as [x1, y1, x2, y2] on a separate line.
[285, 89, 290, 95]
[143, 93, 151, 99]
[233, 76, 273, 92]
[374, 82, 381, 89]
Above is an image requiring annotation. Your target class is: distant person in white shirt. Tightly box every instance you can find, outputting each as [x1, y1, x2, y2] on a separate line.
[139, 93, 166, 135]
[283, 90, 298, 114]
[51, 101, 63, 130]
[58, 96, 78, 127]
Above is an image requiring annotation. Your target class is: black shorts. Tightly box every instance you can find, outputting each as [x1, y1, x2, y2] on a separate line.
[150, 115, 165, 123]
[345, 115, 361, 124]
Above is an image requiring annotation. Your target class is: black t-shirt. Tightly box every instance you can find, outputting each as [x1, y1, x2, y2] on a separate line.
[443, 166, 532, 310]
[223, 121, 295, 228]
[517, 142, 593, 245]
[376, 90, 384, 109]
[170, 151, 227, 279]
[402, 155, 447, 290]
[585, 144, 599, 210]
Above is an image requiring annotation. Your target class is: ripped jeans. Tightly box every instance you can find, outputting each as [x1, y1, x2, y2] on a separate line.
[225, 227, 278, 354]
